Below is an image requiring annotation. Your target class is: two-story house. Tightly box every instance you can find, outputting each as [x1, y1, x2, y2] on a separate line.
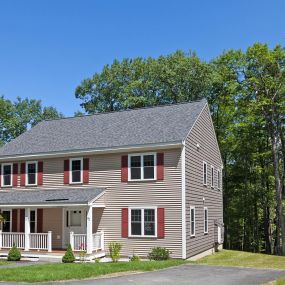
[0, 99, 223, 260]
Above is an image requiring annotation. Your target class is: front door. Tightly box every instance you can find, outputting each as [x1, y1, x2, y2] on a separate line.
[63, 209, 86, 248]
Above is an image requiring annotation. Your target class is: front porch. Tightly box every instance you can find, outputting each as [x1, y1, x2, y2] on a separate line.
[0, 188, 106, 257]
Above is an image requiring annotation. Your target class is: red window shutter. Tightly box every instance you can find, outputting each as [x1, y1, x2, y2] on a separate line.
[64, 160, 69, 184]
[157, 153, 164, 180]
[13, 163, 18, 187]
[20, 163, 25, 187]
[12, 209, 18, 232]
[38, 161, 43, 186]
[20, 209, 25, 232]
[157, 208, 165, 238]
[121, 208, 128, 238]
[83, 158, 89, 184]
[37, 209, 43, 233]
[121, 156, 128, 182]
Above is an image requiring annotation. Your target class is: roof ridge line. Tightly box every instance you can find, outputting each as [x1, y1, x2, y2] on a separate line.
[43, 98, 207, 123]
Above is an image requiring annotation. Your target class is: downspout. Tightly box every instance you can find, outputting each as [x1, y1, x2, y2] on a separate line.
[181, 141, 186, 259]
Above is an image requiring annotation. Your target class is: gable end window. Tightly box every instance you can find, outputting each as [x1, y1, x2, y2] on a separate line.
[128, 153, 156, 181]
[204, 207, 208, 234]
[1, 163, 13, 187]
[203, 161, 207, 185]
[70, 158, 83, 184]
[190, 206, 195, 237]
[217, 169, 221, 190]
[26, 161, 38, 186]
[129, 207, 157, 237]
[211, 166, 214, 188]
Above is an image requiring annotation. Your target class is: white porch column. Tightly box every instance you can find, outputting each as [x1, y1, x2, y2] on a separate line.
[70, 231, 74, 250]
[47, 231, 52, 252]
[24, 208, 30, 251]
[0, 230, 2, 250]
[86, 206, 93, 254]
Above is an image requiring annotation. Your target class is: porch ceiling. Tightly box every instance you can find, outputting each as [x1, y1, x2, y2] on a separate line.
[0, 187, 105, 207]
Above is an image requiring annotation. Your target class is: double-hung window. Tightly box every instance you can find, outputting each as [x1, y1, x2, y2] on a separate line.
[129, 208, 156, 237]
[70, 158, 83, 184]
[203, 161, 207, 185]
[129, 153, 156, 181]
[217, 169, 221, 190]
[190, 206, 195, 237]
[204, 207, 208, 234]
[2, 210, 11, 232]
[1, 163, 13, 187]
[30, 210, 37, 233]
[211, 166, 214, 188]
[26, 161, 38, 186]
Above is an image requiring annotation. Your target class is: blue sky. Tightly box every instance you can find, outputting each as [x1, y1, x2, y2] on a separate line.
[0, 0, 284, 116]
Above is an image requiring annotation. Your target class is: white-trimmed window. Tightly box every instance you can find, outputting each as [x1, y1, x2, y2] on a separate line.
[30, 210, 37, 233]
[26, 161, 38, 186]
[1, 210, 11, 232]
[70, 158, 83, 184]
[129, 207, 157, 237]
[203, 161, 207, 185]
[128, 153, 156, 181]
[1, 163, 13, 187]
[204, 207, 208, 234]
[211, 166, 214, 188]
[190, 206, 195, 237]
[217, 169, 221, 190]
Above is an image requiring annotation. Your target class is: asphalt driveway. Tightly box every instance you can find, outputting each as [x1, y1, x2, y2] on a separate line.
[9, 264, 285, 285]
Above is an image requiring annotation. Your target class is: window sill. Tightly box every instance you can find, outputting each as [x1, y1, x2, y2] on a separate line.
[69, 182, 83, 185]
[190, 235, 195, 238]
[25, 184, 38, 187]
[1, 185, 13, 188]
[128, 236, 157, 239]
[127, 179, 157, 183]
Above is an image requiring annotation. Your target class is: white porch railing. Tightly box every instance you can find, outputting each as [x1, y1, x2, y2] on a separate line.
[70, 231, 104, 252]
[0, 231, 52, 252]
[0, 232, 25, 249]
[30, 232, 52, 252]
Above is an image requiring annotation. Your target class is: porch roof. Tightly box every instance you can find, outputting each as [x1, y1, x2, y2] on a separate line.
[0, 188, 105, 207]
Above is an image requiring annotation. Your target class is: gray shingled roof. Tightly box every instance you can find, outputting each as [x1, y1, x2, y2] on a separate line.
[0, 99, 207, 157]
[0, 188, 105, 206]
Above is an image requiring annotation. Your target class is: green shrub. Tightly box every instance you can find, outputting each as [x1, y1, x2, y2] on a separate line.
[108, 242, 122, 262]
[62, 244, 75, 263]
[148, 247, 170, 261]
[7, 243, 21, 261]
[130, 255, 141, 262]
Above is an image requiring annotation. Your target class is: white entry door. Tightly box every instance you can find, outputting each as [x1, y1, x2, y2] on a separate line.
[63, 209, 86, 248]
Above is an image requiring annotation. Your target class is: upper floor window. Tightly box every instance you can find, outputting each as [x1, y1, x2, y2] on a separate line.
[217, 169, 221, 190]
[1, 163, 13, 187]
[26, 161, 38, 186]
[203, 161, 207, 185]
[204, 207, 208, 234]
[190, 206, 195, 237]
[128, 153, 156, 181]
[211, 166, 214, 188]
[70, 158, 83, 184]
[129, 207, 156, 237]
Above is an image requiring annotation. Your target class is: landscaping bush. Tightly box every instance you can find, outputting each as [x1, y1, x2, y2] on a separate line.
[62, 244, 75, 263]
[108, 242, 122, 262]
[7, 243, 21, 261]
[148, 247, 170, 261]
[130, 255, 141, 262]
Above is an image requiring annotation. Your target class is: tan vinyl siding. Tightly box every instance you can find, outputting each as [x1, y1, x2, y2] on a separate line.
[185, 105, 223, 258]
[1, 149, 182, 257]
[91, 149, 182, 258]
[42, 208, 63, 249]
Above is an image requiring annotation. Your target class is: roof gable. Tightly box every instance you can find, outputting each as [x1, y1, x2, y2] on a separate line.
[0, 99, 207, 158]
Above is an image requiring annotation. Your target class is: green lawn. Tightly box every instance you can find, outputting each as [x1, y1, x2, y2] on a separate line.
[0, 260, 10, 266]
[196, 250, 285, 270]
[0, 259, 186, 283]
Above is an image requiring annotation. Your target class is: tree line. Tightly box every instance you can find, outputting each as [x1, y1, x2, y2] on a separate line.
[1, 43, 284, 255]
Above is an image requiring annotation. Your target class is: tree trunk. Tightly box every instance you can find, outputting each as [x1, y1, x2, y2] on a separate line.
[271, 132, 285, 255]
